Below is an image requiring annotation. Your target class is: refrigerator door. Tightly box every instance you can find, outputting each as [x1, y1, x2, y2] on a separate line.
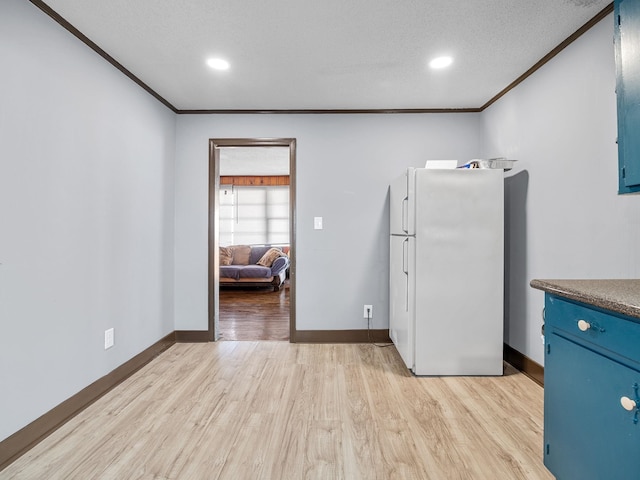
[389, 168, 415, 235]
[389, 234, 415, 369]
[413, 168, 504, 376]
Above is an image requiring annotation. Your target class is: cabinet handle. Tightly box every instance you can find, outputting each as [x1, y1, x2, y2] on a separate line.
[577, 319, 591, 331]
[621, 396, 637, 412]
[621, 384, 640, 424]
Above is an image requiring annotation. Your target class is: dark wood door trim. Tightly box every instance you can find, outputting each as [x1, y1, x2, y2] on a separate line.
[208, 138, 297, 342]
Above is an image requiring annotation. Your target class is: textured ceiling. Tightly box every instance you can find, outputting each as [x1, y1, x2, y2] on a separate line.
[38, 0, 612, 111]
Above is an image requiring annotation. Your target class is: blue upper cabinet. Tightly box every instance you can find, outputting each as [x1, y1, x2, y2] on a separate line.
[615, 0, 640, 194]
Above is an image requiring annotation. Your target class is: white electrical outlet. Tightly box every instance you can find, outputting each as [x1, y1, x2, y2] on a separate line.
[104, 328, 114, 350]
[363, 305, 373, 318]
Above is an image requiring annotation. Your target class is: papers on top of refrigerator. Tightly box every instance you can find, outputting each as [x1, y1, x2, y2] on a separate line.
[424, 160, 458, 169]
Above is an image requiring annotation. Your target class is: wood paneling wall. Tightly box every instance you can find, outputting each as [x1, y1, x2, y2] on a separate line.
[220, 175, 290, 186]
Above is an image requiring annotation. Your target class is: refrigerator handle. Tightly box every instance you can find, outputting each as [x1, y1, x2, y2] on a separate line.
[402, 237, 409, 275]
[403, 238, 409, 312]
[402, 196, 409, 233]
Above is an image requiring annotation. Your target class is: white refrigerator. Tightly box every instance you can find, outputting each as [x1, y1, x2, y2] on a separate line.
[389, 167, 504, 376]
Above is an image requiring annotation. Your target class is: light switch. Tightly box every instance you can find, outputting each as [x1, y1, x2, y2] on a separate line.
[314, 217, 323, 230]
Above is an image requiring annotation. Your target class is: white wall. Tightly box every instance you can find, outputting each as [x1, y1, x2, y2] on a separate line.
[2, 0, 633, 447]
[174, 113, 481, 331]
[0, 0, 176, 441]
[174, 13, 640, 367]
[482, 14, 640, 365]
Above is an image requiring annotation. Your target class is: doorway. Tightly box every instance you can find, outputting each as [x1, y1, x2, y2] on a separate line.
[208, 138, 296, 342]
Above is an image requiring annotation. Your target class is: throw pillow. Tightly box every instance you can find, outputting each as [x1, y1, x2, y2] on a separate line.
[231, 245, 251, 265]
[257, 247, 283, 267]
[219, 247, 233, 266]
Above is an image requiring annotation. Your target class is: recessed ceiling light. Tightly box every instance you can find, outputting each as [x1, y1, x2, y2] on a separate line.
[207, 58, 230, 71]
[429, 56, 453, 69]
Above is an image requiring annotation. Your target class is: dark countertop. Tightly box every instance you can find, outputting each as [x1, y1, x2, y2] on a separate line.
[530, 279, 640, 319]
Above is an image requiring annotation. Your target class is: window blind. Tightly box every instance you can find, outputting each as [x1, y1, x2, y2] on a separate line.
[219, 186, 289, 246]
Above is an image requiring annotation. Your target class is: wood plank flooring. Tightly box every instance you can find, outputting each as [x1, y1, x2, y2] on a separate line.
[1, 342, 552, 480]
[218, 284, 289, 341]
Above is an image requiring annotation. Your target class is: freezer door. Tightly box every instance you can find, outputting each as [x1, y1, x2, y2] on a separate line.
[389, 235, 415, 370]
[389, 168, 415, 235]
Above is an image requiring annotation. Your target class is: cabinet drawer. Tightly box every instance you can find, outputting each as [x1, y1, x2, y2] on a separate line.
[546, 295, 640, 365]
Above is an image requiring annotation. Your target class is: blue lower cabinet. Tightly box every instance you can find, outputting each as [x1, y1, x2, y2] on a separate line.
[544, 295, 640, 479]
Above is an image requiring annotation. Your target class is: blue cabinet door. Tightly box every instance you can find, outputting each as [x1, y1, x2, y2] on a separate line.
[545, 333, 640, 479]
[616, 0, 640, 193]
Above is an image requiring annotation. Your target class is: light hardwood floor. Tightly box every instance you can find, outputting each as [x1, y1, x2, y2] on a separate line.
[1, 342, 552, 480]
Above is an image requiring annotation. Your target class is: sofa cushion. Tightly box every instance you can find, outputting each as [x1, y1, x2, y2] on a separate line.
[231, 245, 251, 265]
[219, 247, 233, 266]
[220, 265, 271, 279]
[257, 248, 283, 267]
[238, 265, 272, 278]
[220, 265, 241, 280]
[249, 245, 274, 264]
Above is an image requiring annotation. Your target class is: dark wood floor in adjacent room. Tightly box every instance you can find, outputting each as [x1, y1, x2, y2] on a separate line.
[218, 282, 289, 341]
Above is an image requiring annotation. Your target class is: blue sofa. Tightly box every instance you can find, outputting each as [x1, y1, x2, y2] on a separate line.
[219, 245, 290, 291]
